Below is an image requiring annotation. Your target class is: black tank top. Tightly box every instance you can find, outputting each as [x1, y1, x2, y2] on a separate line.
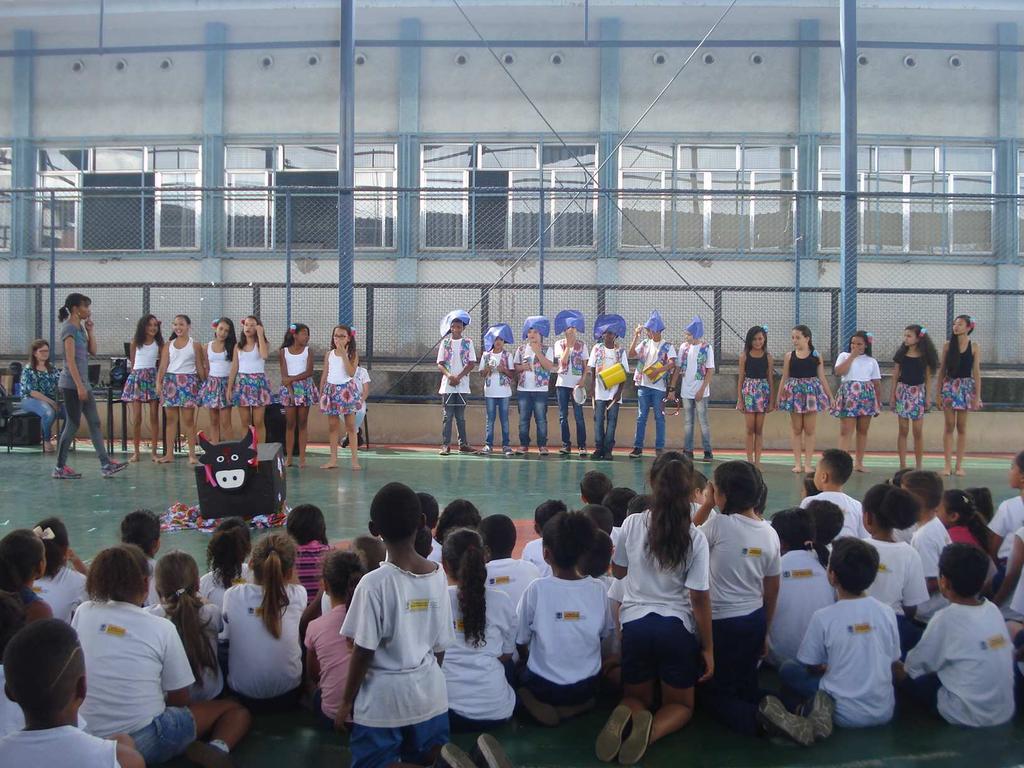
[954, 341, 974, 379]
[898, 356, 926, 386]
[789, 352, 819, 378]
[745, 354, 768, 380]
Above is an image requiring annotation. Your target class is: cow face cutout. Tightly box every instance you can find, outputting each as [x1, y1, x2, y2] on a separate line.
[198, 427, 258, 490]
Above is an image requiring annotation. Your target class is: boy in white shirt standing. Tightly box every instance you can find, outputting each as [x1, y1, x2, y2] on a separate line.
[771, 538, 900, 742]
[340, 482, 506, 768]
[552, 310, 589, 457]
[587, 314, 629, 461]
[898, 544, 1015, 727]
[799, 449, 869, 540]
[668, 316, 715, 462]
[0, 620, 144, 768]
[512, 316, 557, 456]
[628, 311, 676, 459]
[902, 471, 953, 621]
[436, 310, 477, 456]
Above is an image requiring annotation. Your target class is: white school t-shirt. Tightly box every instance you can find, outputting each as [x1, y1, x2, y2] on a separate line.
[0, 668, 87, 739]
[678, 343, 716, 399]
[612, 511, 710, 633]
[147, 601, 224, 702]
[516, 576, 613, 686]
[834, 352, 882, 383]
[864, 539, 929, 616]
[443, 586, 517, 722]
[912, 516, 953, 621]
[71, 600, 195, 737]
[588, 344, 630, 401]
[634, 339, 676, 391]
[478, 349, 514, 399]
[144, 558, 159, 608]
[0, 726, 118, 768]
[512, 344, 554, 392]
[355, 366, 371, 415]
[552, 338, 588, 389]
[199, 564, 254, 611]
[221, 582, 306, 699]
[1010, 528, 1024, 617]
[427, 538, 442, 565]
[341, 562, 455, 728]
[797, 597, 900, 728]
[521, 537, 552, 578]
[989, 496, 1024, 560]
[437, 337, 477, 395]
[486, 558, 541, 612]
[34, 565, 87, 623]
[904, 600, 1015, 727]
[800, 491, 869, 541]
[767, 550, 835, 667]
[699, 510, 782, 620]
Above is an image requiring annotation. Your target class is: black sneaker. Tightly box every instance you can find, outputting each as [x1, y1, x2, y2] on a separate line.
[628, 448, 643, 458]
[702, 451, 714, 462]
[590, 451, 605, 461]
[683, 450, 695, 460]
[558, 445, 571, 455]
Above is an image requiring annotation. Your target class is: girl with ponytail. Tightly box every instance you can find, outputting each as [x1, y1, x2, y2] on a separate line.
[767, 508, 835, 667]
[596, 452, 712, 763]
[938, 314, 982, 476]
[221, 532, 305, 711]
[150, 551, 223, 701]
[439, 528, 516, 732]
[53, 292, 127, 480]
[775, 325, 833, 474]
[199, 517, 252, 610]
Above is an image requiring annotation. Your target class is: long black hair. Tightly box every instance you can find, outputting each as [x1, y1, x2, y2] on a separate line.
[281, 322, 310, 350]
[846, 330, 873, 358]
[170, 314, 192, 341]
[771, 507, 830, 569]
[214, 317, 237, 362]
[647, 451, 694, 570]
[893, 324, 939, 371]
[862, 484, 918, 533]
[743, 325, 768, 356]
[945, 314, 975, 377]
[442, 528, 488, 647]
[58, 293, 90, 323]
[713, 461, 763, 515]
[792, 324, 816, 357]
[942, 489, 991, 551]
[133, 314, 165, 349]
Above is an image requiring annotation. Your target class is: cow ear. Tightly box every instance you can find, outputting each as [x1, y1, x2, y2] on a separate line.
[197, 431, 214, 458]
[238, 427, 254, 450]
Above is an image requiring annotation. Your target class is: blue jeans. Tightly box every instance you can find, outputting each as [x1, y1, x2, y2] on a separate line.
[350, 712, 449, 768]
[20, 397, 64, 439]
[555, 386, 586, 450]
[56, 387, 111, 469]
[633, 386, 666, 450]
[779, 659, 822, 704]
[594, 400, 620, 456]
[704, 608, 766, 736]
[683, 397, 712, 453]
[485, 396, 510, 449]
[128, 706, 196, 765]
[441, 400, 468, 447]
[517, 391, 548, 448]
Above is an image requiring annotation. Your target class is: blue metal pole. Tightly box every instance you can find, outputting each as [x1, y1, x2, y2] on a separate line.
[839, 0, 858, 340]
[338, 0, 355, 325]
[538, 183, 545, 316]
[49, 189, 56, 354]
[285, 190, 292, 328]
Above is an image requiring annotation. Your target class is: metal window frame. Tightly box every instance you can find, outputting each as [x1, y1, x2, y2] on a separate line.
[546, 166, 598, 250]
[0, 148, 10, 252]
[225, 171, 273, 250]
[419, 169, 469, 251]
[154, 170, 202, 251]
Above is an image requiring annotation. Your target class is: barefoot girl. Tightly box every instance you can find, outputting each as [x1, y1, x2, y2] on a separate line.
[938, 315, 982, 477]
[774, 325, 833, 474]
[156, 314, 206, 464]
[318, 325, 362, 471]
[198, 317, 237, 442]
[832, 330, 881, 473]
[890, 325, 939, 470]
[122, 314, 163, 462]
[229, 316, 272, 436]
[279, 323, 318, 467]
[736, 325, 774, 467]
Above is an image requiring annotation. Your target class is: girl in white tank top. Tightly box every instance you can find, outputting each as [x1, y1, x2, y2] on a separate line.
[228, 316, 271, 435]
[156, 314, 207, 465]
[317, 324, 363, 471]
[198, 317, 238, 442]
[122, 314, 164, 462]
[278, 323, 318, 468]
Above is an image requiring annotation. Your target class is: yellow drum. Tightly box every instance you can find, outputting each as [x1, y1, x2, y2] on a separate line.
[598, 362, 627, 388]
[642, 361, 669, 383]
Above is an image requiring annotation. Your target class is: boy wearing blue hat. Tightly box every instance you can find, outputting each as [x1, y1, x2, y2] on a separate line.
[477, 324, 515, 456]
[668, 316, 715, 461]
[436, 311, 477, 455]
[553, 310, 589, 457]
[628, 310, 677, 458]
[513, 317, 557, 455]
[587, 315, 629, 461]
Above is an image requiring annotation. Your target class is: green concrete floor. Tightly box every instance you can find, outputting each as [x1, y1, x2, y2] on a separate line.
[1, 446, 1022, 766]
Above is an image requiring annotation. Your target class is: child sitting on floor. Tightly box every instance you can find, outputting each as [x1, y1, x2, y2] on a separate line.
[199, 517, 252, 610]
[32, 517, 87, 624]
[479, 514, 540, 610]
[799, 449, 868, 539]
[521, 500, 567, 579]
[0, 529, 52, 623]
[119, 509, 161, 607]
[902, 471, 953, 622]
[287, 504, 333, 605]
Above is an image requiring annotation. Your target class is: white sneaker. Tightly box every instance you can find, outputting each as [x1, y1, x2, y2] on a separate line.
[480, 445, 492, 454]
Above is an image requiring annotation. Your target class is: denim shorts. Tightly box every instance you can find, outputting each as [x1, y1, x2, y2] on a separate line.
[128, 706, 196, 765]
[621, 612, 701, 689]
[350, 712, 449, 768]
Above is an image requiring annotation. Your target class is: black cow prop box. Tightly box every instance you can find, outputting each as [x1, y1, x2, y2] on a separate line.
[195, 428, 286, 519]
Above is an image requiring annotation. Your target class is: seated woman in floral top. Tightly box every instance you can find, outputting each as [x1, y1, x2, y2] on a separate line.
[20, 339, 63, 452]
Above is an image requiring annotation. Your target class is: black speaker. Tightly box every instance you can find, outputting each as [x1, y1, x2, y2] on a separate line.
[265, 403, 286, 445]
[109, 358, 129, 394]
[195, 441, 286, 519]
[8, 413, 42, 446]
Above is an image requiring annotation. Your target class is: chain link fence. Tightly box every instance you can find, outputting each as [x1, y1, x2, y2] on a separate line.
[2, 185, 1023, 373]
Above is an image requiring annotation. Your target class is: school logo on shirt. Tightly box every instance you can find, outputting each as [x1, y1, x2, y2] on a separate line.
[232, 578, 247, 585]
[454, 619, 464, 632]
[32, 586, 43, 593]
[248, 607, 264, 617]
[742, 547, 763, 557]
[489, 576, 511, 586]
[406, 599, 438, 613]
[99, 623, 126, 637]
[783, 569, 814, 579]
[555, 611, 583, 621]
[846, 623, 873, 635]
[981, 635, 1008, 651]
[877, 564, 890, 573]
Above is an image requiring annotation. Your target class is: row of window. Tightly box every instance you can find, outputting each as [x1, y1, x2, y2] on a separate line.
[1, 143, 1021, 255]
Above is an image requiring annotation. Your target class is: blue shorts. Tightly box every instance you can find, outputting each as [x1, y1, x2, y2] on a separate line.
[350, 712, 449, 768]
[128, 706, 196, 765]
[621, 612, 700, 689]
